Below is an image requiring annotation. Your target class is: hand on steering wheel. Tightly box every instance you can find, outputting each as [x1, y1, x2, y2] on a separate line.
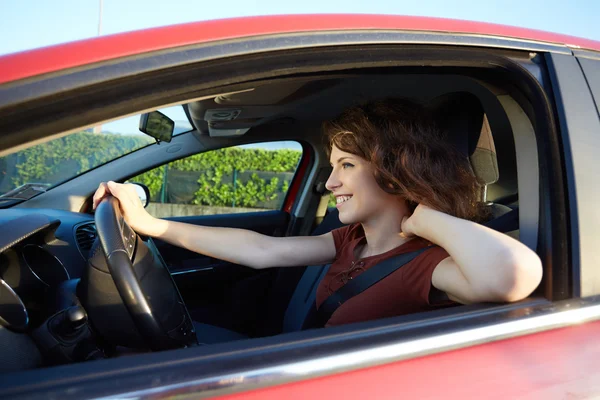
[93, 181, 154, 235]
[91, 194, 198, 350]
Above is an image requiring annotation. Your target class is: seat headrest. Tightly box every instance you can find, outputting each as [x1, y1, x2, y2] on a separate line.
[428, 92, 499, 187]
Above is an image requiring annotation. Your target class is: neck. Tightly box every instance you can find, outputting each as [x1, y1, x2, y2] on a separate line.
[360, 205, 411, 257]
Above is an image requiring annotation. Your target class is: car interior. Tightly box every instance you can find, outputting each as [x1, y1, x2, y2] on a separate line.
[0, 63, 551, 374]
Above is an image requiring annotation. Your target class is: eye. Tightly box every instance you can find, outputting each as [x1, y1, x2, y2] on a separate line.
[342, 162, 354, 169]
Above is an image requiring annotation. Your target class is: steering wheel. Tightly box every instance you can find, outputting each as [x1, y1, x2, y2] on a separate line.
[92, 195, 198, 350]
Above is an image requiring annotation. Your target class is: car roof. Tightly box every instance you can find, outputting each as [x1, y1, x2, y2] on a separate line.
[1, 14, 599, 86]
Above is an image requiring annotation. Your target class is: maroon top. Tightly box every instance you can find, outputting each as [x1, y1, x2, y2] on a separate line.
[316, 223, 452, 327]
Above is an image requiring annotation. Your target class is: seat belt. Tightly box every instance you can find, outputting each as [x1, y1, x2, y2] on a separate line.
[315, 247, 429, 327]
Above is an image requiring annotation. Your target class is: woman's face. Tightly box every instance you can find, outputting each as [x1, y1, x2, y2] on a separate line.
[325, 145, 403, 225]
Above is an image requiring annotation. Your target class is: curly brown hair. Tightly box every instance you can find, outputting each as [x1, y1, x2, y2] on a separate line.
[323, 98, 489, 222]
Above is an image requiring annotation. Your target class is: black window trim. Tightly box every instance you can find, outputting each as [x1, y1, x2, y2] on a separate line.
[546, 53, 600, 298]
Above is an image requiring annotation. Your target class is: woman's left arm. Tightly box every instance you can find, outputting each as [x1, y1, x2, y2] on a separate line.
[402, 205, 543, 304]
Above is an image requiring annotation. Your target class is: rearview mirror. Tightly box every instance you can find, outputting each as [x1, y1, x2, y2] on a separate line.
[139, 111, 174, 143]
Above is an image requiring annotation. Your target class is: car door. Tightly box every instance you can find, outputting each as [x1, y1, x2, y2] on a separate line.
[2, 15, 600, 400]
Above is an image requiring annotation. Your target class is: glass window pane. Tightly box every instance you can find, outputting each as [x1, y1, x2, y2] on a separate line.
[0, 104, 192, 200]
[130, 142, 303, 218]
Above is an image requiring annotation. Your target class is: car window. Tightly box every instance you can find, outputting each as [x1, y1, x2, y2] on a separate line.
[0, 105, 192, 201]
[129, 141, 303, 218]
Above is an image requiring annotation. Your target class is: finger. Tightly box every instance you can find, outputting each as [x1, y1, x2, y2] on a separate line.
[105, 181, 128, 214]
[92, 182, 108, 210]
[400, 216, 414, 238]
[108, 181, 136, 209]
[122, 183, 143, 207]
[106, 181, 122, 200]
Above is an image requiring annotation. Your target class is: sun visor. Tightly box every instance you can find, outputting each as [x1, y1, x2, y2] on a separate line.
[208, 126, 250, 137]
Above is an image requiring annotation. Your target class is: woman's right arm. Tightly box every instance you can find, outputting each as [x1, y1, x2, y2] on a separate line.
[93, 181, 336, 269]
[143, 218, 336, 269]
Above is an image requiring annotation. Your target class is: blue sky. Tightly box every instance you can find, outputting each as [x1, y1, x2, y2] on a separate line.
[1, 0, 599, 56]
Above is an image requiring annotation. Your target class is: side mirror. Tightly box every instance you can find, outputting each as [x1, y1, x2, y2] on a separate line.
[139, 111, 174, 143]
[129, 182, 150, 208]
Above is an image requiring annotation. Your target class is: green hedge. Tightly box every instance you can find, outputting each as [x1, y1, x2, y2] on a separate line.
[0, 132, 152, 193]
[131, 147, 302, 208]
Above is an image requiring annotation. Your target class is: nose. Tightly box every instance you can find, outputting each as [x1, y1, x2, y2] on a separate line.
[325, 168, 341, 192]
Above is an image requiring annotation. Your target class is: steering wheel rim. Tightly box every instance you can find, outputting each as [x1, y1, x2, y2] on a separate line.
[94, 195, 197, 350]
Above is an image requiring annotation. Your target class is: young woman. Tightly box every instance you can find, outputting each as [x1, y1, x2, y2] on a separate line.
[93, 99, 542, 327]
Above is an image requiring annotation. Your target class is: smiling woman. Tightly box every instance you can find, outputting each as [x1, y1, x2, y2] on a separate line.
[324, 98, 488, 222]
[314, 98, 542, 325]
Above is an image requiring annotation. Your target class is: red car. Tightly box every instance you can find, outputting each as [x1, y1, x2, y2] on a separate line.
[0, 14, 599, 399]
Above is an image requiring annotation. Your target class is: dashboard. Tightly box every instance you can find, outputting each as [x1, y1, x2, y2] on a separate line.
[0, 209, 96, 371]
[0, 206, 195, 372]
[0, 208, 95, 277]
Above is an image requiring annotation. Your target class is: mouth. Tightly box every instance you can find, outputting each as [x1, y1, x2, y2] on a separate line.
[335, 195, 353, 207]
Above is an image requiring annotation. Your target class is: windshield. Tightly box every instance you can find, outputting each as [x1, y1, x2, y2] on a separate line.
[0, 105, 192, 202]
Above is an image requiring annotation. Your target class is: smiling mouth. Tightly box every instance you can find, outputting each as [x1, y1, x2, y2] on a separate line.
[336, 195, 353, 205]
